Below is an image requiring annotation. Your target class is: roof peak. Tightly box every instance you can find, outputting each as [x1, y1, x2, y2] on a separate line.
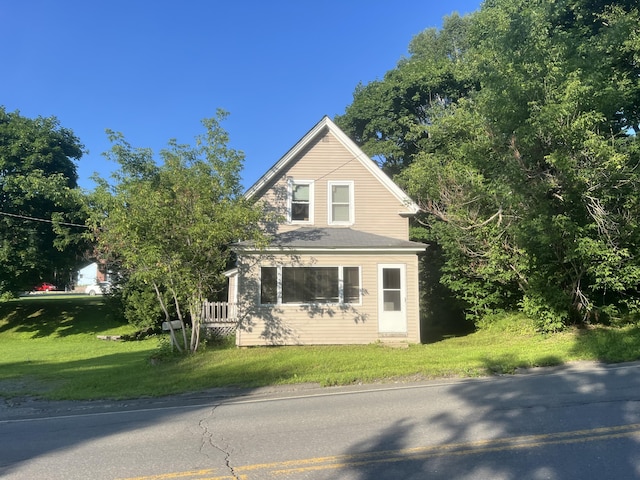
[244, 117, 419, 215]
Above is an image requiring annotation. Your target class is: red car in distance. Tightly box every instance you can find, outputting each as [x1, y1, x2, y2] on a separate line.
[34, 282, 57, 292]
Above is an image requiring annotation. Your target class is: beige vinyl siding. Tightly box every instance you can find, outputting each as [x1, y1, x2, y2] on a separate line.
[256, 131, 410, 240]
[235, 252, 420, 346]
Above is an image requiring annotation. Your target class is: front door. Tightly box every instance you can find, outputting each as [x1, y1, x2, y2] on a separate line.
[377, 264, 407, 334]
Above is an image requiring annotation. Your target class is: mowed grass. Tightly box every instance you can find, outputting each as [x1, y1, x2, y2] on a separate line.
[1, 296, 640, 400]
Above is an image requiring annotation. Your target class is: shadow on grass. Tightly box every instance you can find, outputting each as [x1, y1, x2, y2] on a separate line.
[3, 295, 640, 478]
[478, 352, 563, 375]
[0, 350, 275, 479]
[333, 324, 640, 479]
[0, 347, 285, 400]
[0, 296, 312, 400]
[570, 324, 640, 362]
[0, 295, 123, 338]
[419, 245, 474, 344]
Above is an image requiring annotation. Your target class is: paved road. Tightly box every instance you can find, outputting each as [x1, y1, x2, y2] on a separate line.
[1, 361, 639, 479]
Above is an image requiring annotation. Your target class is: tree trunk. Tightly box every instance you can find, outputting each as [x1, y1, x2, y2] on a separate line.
[153, 282, 182, 352]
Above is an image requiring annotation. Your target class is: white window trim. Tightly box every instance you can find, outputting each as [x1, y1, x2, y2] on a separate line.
[277, 266, 283, 305]
[327, 181, 354, 226]
[287, 179, 314, 224]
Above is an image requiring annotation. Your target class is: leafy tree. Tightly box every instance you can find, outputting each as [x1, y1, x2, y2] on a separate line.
[0, 107, 89, 295]
[342, 1, 640, 330]
[89, 110, 267, 352]
[336, 13, 477, 175]
[409, 0, 640, 329]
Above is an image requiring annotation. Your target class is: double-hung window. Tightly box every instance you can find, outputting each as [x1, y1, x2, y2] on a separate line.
[260, 266, 361, 305]
[289, 180, 313, 223]
[328, 181, 354, 225]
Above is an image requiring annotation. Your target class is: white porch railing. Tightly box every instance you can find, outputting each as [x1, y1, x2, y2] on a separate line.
[201, 301, 237, 337]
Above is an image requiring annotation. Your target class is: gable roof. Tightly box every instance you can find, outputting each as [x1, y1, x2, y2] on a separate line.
[244, 116, 420, 215]
[235, 227, 426, 253]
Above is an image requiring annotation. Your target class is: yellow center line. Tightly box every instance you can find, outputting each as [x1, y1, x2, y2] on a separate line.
[117, 471, 246, 480]
[117, 470, 218, 480]
[119, 423, 640, 479]
[270, 429, 640, 476]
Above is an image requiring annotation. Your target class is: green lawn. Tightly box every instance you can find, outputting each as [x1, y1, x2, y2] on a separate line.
[1, 296, 639, 400]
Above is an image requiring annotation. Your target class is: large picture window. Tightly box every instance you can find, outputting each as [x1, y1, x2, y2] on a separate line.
[289, 180, 313, 223]
[283, 267, 338, 303]
[260, 266, 360, 305]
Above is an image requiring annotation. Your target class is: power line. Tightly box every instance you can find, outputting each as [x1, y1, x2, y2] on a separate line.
[0, 211, 90, 228]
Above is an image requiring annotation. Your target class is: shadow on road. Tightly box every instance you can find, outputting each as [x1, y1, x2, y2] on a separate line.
[341, 362, 640, 479]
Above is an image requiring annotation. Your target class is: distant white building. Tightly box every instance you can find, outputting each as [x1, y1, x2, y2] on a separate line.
[76, 262, 108, 286]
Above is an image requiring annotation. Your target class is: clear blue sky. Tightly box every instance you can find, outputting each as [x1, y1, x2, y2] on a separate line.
[2, 0, 481, 190]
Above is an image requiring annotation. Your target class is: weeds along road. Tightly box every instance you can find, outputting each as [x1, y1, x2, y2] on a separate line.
[1, 361, 640, 480]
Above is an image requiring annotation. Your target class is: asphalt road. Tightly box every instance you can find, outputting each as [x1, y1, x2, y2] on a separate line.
[1, 361, 639, 479]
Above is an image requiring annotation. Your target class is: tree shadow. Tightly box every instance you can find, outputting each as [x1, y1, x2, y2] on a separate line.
[235, 252, 370, 345]
[418, 245, 473, 343]
[570, 325, 640, 362]
[339, 358, 640, 478]
[0, 348, 290, 479]
[234, 253, 300, 345]
[3, 296, 640, 478]
[0, 296, 121, 338]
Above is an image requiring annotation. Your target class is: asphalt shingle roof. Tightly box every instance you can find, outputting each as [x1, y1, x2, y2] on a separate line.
[237, 227, 426, 250]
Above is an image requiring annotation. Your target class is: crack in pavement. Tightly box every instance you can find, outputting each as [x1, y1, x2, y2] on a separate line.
[199, 403, 239, 479]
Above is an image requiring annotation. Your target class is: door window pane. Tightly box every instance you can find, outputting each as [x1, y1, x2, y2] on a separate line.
[383, 268, 401, 290]
[383, 291, 401, 311]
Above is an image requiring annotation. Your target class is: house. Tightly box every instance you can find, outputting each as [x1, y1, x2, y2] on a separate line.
[228, 116, 426, 346]
[76, 261, 108, 287]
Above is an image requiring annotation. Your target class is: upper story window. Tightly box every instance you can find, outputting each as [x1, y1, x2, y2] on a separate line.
[288, 180, 314, 224]
[328, 181, 354, 225]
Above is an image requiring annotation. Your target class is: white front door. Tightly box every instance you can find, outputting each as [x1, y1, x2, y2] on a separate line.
[377, 264, 407, 334]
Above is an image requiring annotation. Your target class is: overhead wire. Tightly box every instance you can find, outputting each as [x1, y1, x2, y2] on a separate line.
[0, 211, 90, 228]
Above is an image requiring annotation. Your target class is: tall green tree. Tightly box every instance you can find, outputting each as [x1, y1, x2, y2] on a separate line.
[336, 13, 477, 175]
[0, 107, 88, 295]
[406, 0, 640, 328]
[342, 1, 640, 329]
[89, 110, 267, 352]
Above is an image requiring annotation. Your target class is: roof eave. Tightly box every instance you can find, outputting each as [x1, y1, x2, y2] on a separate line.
[244, 116, 331, 200]
[234, 246, 427, 254]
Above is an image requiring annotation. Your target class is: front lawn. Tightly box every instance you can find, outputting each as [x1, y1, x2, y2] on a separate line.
[1, 296, 639, 400]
